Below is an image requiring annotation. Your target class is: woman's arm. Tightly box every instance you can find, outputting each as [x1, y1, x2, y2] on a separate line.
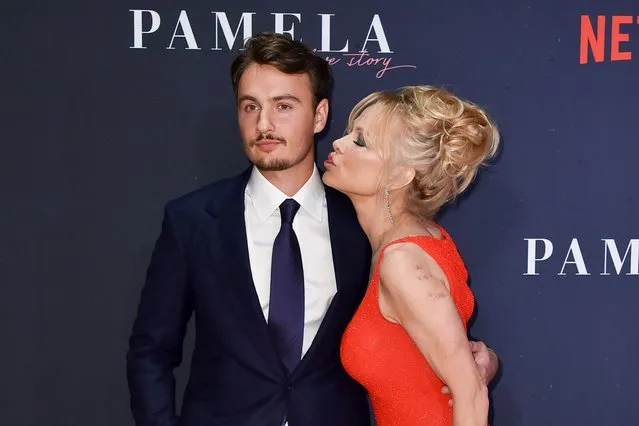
[378, 242, 488, 426]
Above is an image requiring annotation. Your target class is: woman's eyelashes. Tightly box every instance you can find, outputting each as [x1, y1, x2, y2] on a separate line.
[353, 134, 367, 147]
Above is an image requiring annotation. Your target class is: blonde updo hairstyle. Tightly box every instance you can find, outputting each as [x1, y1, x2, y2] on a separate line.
[346, 85, 500, 219]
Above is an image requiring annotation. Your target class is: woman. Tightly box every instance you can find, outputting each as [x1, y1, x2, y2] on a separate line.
[322, 85, 499, 426]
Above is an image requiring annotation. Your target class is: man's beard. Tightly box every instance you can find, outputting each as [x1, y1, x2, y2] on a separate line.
[248, 133, 303, 171]
[252, 158, 293, 171]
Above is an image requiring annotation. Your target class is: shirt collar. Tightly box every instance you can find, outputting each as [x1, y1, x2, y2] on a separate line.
[246, 165, 325, 223]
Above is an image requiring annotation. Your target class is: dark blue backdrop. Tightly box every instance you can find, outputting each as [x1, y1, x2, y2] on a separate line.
[2, 1, 638, 425]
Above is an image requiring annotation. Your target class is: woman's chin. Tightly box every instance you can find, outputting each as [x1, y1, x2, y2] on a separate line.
[321, 171, 339, 190]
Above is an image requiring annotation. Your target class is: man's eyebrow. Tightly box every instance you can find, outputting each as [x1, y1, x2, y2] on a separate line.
[237, 94, 258, 104]
[237, 94, 302, 104]
[272, 94, 302, 103]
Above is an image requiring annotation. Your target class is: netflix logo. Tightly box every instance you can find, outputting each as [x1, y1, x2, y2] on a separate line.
[580, 15, 638, 64]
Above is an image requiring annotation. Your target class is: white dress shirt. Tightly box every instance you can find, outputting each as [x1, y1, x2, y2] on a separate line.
[244, 165, 338, 359]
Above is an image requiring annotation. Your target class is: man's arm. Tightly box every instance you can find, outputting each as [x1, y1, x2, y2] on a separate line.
[126, 204, 193, 426]
[470, 341, 499, 384]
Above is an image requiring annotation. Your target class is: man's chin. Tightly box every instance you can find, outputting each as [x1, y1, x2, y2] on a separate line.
[252, 159, 292, 172]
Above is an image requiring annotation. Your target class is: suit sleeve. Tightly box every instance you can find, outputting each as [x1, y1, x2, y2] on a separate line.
[126, 204, 193, 426]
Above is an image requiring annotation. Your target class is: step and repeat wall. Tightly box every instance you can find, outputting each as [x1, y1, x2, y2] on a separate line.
[3, 0, 638, 425]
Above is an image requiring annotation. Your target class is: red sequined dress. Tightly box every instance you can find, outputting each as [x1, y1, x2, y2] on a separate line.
[340, 227, 478, 425]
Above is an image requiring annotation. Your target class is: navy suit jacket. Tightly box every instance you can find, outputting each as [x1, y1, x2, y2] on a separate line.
[127, 167, 373, 426]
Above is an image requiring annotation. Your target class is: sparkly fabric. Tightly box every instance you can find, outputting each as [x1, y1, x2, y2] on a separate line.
[340, 226, 476, 426]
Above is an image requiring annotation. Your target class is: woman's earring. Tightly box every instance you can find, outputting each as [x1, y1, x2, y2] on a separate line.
[384, 186, 394, 225]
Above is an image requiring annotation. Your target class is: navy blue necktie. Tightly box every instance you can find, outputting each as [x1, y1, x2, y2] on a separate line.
[268, 199, 305, 375]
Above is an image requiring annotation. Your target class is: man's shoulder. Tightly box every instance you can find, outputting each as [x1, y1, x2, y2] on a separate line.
[164, 168, 250, 215]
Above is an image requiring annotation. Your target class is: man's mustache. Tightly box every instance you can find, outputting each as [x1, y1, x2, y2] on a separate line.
[251, 134, 287, 145]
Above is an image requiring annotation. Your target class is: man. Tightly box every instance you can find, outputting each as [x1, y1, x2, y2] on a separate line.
[126, 32, 498, 426]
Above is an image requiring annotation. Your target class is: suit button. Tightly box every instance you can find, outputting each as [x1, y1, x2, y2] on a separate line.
[287, 385, 293, 391]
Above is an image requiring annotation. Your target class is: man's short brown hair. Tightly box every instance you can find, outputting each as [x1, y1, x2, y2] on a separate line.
[230, 32, 332, 107]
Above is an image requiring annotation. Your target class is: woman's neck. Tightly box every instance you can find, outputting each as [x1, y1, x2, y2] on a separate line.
[349, 194, 438, 253]
[349, 194, 404, 253]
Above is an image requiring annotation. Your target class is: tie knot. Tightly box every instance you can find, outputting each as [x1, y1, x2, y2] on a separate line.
[279, 199, 300, 225]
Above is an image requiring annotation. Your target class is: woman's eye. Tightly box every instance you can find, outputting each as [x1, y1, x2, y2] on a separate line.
[353, 135, 366, 147]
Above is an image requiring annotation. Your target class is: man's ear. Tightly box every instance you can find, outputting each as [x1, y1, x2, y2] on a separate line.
[313, 98, 329, 134]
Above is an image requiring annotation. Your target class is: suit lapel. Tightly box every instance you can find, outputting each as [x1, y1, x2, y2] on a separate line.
[204, 168, 285, 379]
[291, 184, 370, 378]
[325, 185, 359, 302]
